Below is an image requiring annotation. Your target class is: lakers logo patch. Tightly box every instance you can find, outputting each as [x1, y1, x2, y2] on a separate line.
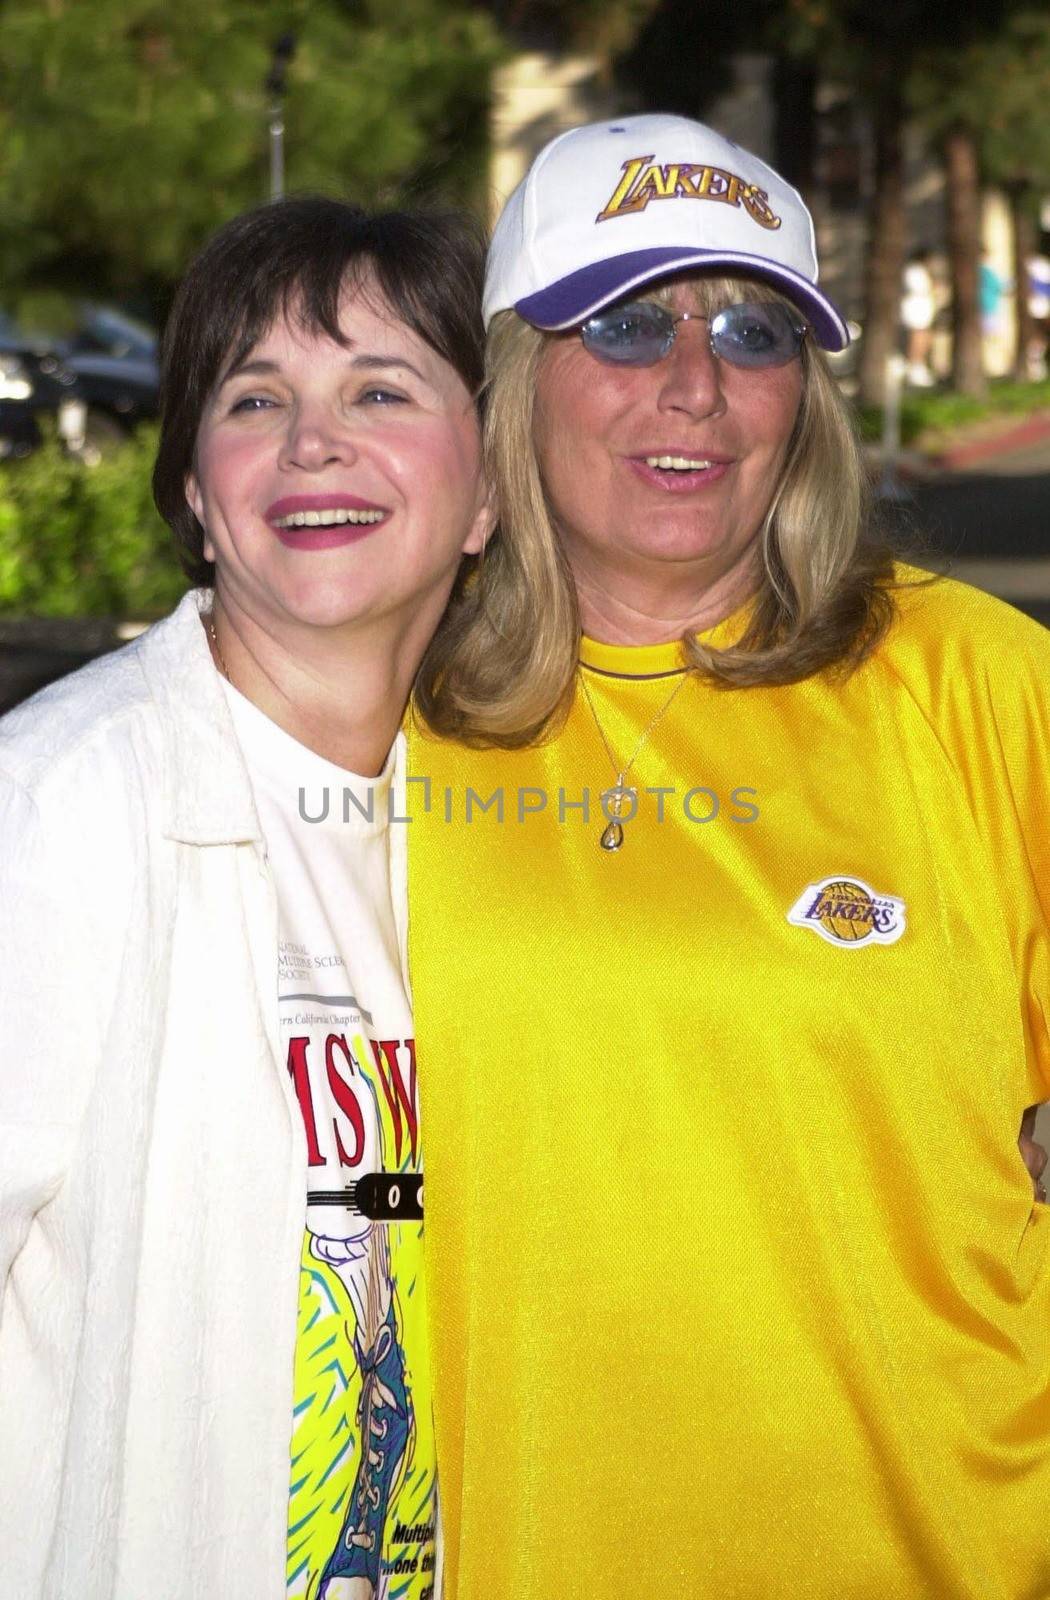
[787, 876, 906, 948]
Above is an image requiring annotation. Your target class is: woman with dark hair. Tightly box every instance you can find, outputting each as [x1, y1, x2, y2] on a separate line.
[0, 197, 492, 1599]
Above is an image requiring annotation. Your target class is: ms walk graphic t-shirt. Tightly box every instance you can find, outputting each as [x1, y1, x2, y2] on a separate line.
[223, 682, 436, 1600]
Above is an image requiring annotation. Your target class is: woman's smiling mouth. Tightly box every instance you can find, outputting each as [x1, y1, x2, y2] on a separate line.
[272, 507, 386, 528]
[265, 493, 390, 546]
[629, 452, 733, 490]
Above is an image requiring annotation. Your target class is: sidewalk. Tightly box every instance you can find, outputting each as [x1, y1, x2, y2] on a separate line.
[930, 410, 1050, 472]
[869, 406, 1050, 628]
[867, 407, 1050, 482]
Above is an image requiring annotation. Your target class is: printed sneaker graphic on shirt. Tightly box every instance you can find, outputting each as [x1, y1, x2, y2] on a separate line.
[787, 876, 906, 947]
[319, 1301, 413, 1596]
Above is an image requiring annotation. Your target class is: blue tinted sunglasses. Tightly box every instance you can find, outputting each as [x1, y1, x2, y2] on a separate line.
[580, 299, 808, 370]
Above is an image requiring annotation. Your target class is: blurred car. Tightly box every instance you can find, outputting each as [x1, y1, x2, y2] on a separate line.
[65, 305, 156, 361]
[0, 354, 39, 457]
[57, 305, 160, 445]
[0, 313, 84, 460]
[0, 304, 160, 459]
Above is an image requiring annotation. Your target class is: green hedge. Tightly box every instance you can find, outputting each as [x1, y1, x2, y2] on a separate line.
[855, 377, 1050, 447]
[0, 426, 189, 617]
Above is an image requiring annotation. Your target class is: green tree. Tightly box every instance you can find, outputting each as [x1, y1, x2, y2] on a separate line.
[774, 1, 1034, 402]
[476, 0, 659, 62]
[0, 0, 501, 314]
[912, 9, 1050, 383]
[774, 1, 949, 405]
[615, 0, 774, 126]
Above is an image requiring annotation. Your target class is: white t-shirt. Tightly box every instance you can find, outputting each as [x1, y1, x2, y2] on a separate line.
[901, 261, 935, 330]
[223, 682, 438, 1600]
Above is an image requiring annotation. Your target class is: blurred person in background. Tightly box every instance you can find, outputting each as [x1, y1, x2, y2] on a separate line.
[1027, 243, 1050, 379]
[901, 248, 937, 386]
[979, 250, 1014, 378]
[0, 197, 492, 1600]
[979, 251, 1009, 342]
[407, 114, 1050, 1600]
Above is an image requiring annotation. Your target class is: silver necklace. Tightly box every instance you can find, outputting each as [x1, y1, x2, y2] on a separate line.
[578, 667, 689, 852]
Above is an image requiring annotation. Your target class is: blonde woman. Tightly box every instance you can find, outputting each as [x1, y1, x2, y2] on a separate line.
[407, 116, 1050, 1599]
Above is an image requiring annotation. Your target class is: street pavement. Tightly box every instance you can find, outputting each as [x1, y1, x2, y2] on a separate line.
[883, 432, 1050, 627]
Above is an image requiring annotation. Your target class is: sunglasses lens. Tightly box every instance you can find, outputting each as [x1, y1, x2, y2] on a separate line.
[580, 302, 675, 366]
[579, 298, 806, 368]
[709, 302, 805, 368]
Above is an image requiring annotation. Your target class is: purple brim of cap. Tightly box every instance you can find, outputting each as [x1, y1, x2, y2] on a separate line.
[514, 246, 849, 351]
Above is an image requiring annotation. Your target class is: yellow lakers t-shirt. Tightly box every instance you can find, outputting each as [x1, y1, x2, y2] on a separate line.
[407, 568, 1050, 1600]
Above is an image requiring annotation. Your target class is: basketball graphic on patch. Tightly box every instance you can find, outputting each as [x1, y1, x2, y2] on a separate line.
[787, 874, 907, 949]
[818, 879, 873, 941]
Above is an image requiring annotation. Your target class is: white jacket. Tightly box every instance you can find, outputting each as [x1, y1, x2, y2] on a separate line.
[0, 590, 409, 1598]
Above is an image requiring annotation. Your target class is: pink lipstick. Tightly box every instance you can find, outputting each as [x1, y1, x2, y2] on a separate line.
[264, 492, 389, 551]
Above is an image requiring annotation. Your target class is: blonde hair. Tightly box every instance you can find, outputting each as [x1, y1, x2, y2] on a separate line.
[415, 276, 896, 748]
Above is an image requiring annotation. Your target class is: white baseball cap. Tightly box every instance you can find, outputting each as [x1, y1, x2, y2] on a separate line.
[484, 113, 849, 351]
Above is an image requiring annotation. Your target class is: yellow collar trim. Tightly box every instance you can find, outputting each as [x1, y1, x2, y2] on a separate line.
[578, 636, 688, 679]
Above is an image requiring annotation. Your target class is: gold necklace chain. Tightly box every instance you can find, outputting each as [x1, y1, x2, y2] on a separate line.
[578, 667, 689, 852]
[206, 611, 232, 684]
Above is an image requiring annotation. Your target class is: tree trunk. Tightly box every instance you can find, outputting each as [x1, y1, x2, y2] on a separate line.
[772, 58, 817, 198]
[1008, 181, 1035, 382]
[943, 123, 985, 397]
[857, 84, 907, 409]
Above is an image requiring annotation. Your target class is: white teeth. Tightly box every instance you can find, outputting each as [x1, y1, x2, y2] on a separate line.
[644, 455, 715, 471]
[273, 508, 385, 528]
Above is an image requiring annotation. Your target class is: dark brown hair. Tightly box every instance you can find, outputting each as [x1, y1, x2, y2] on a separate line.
[153, 196, 486, 584]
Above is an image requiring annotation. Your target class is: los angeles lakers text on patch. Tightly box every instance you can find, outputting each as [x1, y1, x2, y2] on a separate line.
[596, 155, 783, 227]
[788, 874, 907, 946]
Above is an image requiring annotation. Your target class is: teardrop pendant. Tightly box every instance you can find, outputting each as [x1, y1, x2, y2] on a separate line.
[599, 776, 633, 852]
